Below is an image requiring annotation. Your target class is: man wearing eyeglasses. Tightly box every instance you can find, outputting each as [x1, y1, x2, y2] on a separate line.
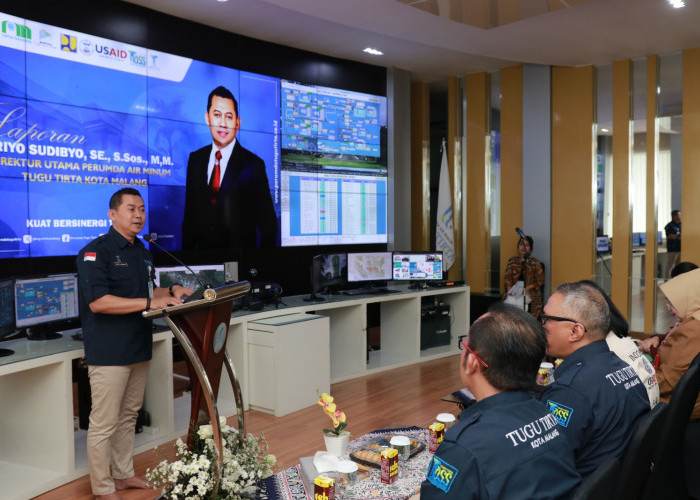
[419, 303, 581, 499]
[538, 282, 650, 478]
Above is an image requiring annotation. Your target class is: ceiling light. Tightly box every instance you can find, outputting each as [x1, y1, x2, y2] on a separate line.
[363, 48, 384, 56]
[668, 0, 685, 8]
[601, 128, 609, 133]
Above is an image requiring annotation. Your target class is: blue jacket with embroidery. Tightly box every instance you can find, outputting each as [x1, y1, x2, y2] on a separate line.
[420, 391, 580, 499]
[539, 341, 650, 477]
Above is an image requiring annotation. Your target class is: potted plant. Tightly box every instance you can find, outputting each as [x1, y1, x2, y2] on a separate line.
[318, 392, 350, 457]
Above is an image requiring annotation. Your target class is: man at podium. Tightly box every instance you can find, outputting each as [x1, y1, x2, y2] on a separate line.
[76, 187, 192, 500]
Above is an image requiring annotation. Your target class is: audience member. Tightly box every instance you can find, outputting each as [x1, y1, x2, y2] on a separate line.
[420, 303, 580, 499]
[576, 280, 659, 408]
[538, 282, 649, 477]
[649, 268, 700, 419]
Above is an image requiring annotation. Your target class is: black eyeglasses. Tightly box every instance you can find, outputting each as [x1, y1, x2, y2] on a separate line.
[540, 314, 587, 332]
[458, 336, 489, 368]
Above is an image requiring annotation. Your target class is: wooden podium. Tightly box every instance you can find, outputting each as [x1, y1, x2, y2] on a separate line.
[143, 281, 251, 470]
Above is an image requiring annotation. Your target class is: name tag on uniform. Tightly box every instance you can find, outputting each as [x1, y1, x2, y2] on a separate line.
[113, 255, 128, 267]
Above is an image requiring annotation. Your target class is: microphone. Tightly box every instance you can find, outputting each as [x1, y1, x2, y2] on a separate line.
[515, 227, 530, 260]
[142, 233, 209, 301]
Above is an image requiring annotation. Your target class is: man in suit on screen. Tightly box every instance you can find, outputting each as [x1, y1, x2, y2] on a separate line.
[182, 85, 277, 250]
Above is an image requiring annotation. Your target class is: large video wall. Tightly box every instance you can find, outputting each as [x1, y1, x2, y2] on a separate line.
[0, 11, 388, 259]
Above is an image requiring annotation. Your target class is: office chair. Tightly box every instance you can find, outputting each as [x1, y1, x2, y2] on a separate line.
[572, 456, 620, 500]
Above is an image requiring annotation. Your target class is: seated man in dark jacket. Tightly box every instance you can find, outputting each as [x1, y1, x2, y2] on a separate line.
[539, 281, 650, 477]
[420, 303, 581, 499]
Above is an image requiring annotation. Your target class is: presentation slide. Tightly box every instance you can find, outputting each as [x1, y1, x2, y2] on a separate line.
[0, 12, 387, 259]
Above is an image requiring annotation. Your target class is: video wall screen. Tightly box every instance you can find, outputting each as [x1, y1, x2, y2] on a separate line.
[0, 13, 388, 259]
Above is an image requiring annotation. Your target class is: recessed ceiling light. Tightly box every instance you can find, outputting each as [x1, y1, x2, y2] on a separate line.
[601, 128, 609, 133]
[217, 0, 229, 2]
[363, 48, 384, 56]
[668, 0, 685, 8]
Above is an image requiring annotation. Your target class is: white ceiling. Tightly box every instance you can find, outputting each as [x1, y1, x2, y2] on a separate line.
[124, 0, 700, 82]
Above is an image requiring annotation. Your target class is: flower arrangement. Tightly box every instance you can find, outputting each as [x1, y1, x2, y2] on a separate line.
[317, 392, 347, 436]
[146, 417, 276, 500]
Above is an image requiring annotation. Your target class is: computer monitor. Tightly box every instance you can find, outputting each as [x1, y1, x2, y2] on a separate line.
[0, 278, 15, 357]
[346, 252, 393, 283]
[306, 253, 348, 301]
[632, 232, 642, 247]
[155, 265, 226, 290]
[392, 252, 443, 286]
[14, 274, 80, 341]
[596, 236, 611, 253]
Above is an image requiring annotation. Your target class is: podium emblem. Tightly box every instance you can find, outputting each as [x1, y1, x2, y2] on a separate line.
[212, 322, 227, 353]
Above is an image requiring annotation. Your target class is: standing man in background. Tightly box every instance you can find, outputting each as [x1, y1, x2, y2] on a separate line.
[665, 209, 682, 278]
[182, 85, 278, 251]
[77, 188, 191, 500]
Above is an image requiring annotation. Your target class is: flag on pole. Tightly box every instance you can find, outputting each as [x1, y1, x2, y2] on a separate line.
[436, 139, 455, 270]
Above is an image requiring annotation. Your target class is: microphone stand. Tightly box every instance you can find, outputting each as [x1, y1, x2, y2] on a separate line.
[142, 234, 211, 301]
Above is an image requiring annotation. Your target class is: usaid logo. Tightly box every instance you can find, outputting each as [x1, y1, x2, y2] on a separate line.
[95, 44, 128, 59]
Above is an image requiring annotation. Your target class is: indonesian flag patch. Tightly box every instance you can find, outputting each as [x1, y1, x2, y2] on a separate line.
[84, 252, 97, 261]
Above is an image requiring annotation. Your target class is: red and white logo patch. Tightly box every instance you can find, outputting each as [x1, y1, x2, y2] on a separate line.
[84, 252, 97, 261]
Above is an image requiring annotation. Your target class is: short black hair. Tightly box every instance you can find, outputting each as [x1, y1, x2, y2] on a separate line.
[207, 85, 238, 116]
[574, 280, 628, 338]
[468, 303, 547, 391]
[109, 188, 142, 210]
[672, 209, 681, 218]
[671, 261, 698, 278]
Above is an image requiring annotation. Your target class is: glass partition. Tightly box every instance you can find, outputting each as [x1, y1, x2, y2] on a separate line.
[595, 64, 613, 294]
[489, 71, 501, 294]
[655, 52, 682, 332]
[629, 58, 647, 332]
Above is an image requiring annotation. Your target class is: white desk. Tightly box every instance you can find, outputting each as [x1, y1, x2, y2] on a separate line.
[0, 284, 468, 499]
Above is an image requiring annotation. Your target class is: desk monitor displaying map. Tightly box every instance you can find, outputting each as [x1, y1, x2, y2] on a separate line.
[347, 252, 392, 282]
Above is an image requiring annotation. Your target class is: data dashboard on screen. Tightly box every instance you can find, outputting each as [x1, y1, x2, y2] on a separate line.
[279, 80, 388, 247]
[14, 274, 79, 329]
[154, 265, 225, 290]
[392, 252, 443, 281]
[0, 12, 388, 258]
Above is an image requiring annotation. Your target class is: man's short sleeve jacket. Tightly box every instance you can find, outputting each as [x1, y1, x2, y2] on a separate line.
[76, 226, 154, 366]
[539, 341, 650, 477]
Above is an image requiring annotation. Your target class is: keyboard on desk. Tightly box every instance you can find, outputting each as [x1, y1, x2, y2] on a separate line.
[343, 287, 400, 295]
[343, 287, 375, 295]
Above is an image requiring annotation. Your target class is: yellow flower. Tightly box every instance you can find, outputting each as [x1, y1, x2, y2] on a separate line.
[336, 411, 346, 424]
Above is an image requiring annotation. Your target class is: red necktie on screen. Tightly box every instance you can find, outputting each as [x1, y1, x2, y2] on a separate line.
[211, 150, 222, 193]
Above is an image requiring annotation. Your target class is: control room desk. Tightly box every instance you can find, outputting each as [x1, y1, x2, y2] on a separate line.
[0, 284, 468, 500]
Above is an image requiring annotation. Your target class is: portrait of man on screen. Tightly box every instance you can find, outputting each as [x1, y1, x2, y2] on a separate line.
[181, 85, 278, 250]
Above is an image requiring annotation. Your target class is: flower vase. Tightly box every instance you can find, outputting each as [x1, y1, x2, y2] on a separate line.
[323, 431, 350, 457]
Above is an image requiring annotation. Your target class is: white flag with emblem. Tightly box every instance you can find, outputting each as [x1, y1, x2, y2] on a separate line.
[436, 139, 455, 270]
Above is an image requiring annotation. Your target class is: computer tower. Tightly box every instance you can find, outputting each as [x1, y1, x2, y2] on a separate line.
[420, 303, 451, 350]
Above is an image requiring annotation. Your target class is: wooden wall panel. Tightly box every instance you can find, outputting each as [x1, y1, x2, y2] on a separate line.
[447, 77, 464, 280]
[611, 60, 632, 318]
[682, 49, 700, 266]
[551, 66, 595, 287]
[500, 65, 523, 294]
[465, 73, 489, 293]
[410, 82, 430, 250]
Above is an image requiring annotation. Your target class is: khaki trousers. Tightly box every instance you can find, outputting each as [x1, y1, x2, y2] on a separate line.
[87, 361, 149, 496]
